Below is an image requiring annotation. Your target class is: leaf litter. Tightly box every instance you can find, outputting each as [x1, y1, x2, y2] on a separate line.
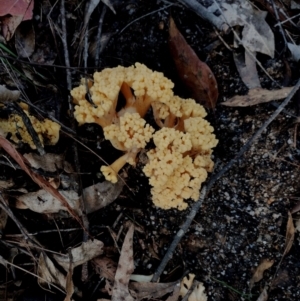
[1, 1, 300, 301]
[169, 17, 218, 109]
[249, 259, 274, 290]
[0, 0, 34, 40]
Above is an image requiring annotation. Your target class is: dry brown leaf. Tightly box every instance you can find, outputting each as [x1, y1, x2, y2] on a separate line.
[256, 286, 268, 301]
[129, 281, 179, 301]
[15, 20, 35, 58]
[295, 218, 300, 232]
[166, 282, 181, 301]
[169, 17, 218, 109]
[101, 0, 116, 14]
[0, 0, 34, 40]
[0, 135, 85, 230]
[249, 259, 274, 289]
[222, 87, 293, 107]
[105, 279, 114, 296]
[93, 256, 178, 301]
[92, 256, 117, 281]
[83, 179, 124, 213]
[39, 241, 104, 297]
[0, 0, 33, 20]
[271, 269, 290, 288]
[16, 189, 80, 214]
[65, 267, 74, 301]
[256, 0, 294, 26]
[179, 0, 274, 56]
[80, 0, 100, 44]
[111, 224, 135, 301]
[15, 180, 124, 215]
[284, 211, 295, 256]
[0, 207, 8, 232]
[53, 240, 104, 272]
[0, 179, 14, 189]
[38, 252, 66, 291]
[291, 201, 300, 214]
[288, 42, 300, 62]
[24, 153, 73, 173]
[233, 50, 261, 89]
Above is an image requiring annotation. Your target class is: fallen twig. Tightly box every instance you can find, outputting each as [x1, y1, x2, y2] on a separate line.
[19, 99, 76, 135]
[60, 0, 72, 91]
[2, 256, 66, 294]
[61, 0, 91, 281]
[0, 136, 86, 231]
[270, 0, 287, 53]
[95, 3, 107, 67]
[152, 75, 300, 282]
[0, 193, 42, 247]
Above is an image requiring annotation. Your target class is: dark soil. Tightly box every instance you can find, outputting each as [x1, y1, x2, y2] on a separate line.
[1, 1, 300, 301]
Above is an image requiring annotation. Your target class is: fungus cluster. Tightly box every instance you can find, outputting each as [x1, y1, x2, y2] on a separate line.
[71, 63, 218, 210]
[0, 105, 60, 149]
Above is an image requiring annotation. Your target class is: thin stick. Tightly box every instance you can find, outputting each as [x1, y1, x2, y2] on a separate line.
[19, 98, 76, 135]
[3, 258, 66, 294]
[151, 77, 300, 282]
[0, 193, 42, 248]
[270, 0, 287, 52]
[151, 186, 207, 282]
[60, 0, 72, 91]
[274, 12, 300, 27]
[5, 228, 81, 237]
[82, 2, 97, 107]
[0, 53, 101, 70]
[62, 0, 91, 280]
[95, 4, 107, 67]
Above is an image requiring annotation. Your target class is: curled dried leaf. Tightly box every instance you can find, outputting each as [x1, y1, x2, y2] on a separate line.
[249, 258, 274, 289]
[169, 17, 218, 109]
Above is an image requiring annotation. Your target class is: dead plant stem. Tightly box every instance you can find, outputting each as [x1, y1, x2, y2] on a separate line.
[61, 0, 91, 281]
[0, 194, 42, 248]
[270, 0, 287, 52]
[60, 0, 90, 249]
[60, 0, 72, 91]
[95, 4, 107, 67]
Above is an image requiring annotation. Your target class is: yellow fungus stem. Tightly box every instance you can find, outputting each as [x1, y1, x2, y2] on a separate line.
[121, 82, 135, 107]
[101, 151, 138, 183]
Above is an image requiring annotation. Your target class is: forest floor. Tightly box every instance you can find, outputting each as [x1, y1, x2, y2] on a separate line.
[0, 1, 300, 301]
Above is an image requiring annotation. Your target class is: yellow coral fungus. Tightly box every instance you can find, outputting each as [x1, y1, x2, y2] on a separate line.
[103, 112, 154, 151]
[71, 63, 174, 128]
[0, 111, 60, 149]
[72, 66, 125, 127]
[71, 63, 218, 210]
[101, 112, 154, 183]
[143, 128, 209, 210]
